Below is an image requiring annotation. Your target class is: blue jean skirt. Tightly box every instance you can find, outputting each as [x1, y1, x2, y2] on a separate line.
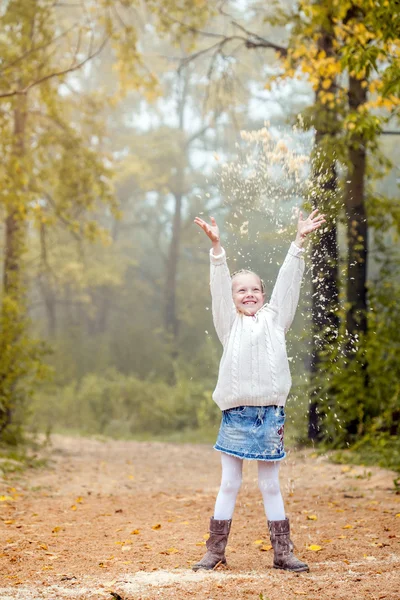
[214, 405, 286, 461]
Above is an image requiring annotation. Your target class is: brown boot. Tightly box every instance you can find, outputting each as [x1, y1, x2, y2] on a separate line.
[192, 517, 232, 571]
[268, 518, 309, 572]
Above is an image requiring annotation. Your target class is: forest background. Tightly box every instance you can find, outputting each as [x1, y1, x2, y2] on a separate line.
[0, 0, 399, 472]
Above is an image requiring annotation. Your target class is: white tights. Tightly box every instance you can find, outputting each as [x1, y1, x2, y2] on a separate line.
[213, 452, 285, 521]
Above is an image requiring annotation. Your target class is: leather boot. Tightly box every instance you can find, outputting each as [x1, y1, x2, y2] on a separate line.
[192, 517, 232, 571]
[268, 517, 309, 572]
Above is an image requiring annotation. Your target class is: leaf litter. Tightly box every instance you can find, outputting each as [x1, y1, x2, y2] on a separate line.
[0, 434, 399, 600]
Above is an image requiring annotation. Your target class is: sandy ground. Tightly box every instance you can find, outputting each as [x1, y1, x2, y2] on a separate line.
[0, 434, 399, 600]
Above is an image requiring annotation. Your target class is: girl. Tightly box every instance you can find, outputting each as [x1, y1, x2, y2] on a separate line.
[192, 209, 326, 573]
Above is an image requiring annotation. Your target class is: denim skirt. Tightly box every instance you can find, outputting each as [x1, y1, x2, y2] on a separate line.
[214, 405, 286, 461]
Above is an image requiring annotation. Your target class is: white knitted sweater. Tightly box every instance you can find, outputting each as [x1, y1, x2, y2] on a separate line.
[210, 242, 305, 411]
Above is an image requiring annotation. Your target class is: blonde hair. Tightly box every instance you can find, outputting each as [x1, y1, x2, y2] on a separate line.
[231, 269, 266, 293]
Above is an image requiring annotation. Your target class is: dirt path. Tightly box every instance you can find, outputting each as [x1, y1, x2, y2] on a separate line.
[0, 435, 399, 600]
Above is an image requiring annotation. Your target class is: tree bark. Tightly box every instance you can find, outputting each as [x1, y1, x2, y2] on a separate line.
[0, 94, 28, 436]
[165, 192, 183, 343]
[38, 222, 57, 337]
[345, 76, 368, 342]
[3, 95, 27, 297]
[308, 28, 340, 440]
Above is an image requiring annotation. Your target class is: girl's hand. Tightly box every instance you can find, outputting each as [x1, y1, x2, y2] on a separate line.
[194, 216, 220, 244]
[295, 209, 326, 246]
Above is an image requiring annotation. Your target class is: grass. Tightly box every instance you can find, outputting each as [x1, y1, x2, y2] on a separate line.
[329, 433, 400, 475]
[0, 441, 49, 476]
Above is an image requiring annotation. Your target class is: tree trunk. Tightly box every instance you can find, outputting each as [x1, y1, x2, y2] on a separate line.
[38, 222, 57, 337]
[345, 76, 368, 343]
[308, 28, 340, 440]
[3, 96, 27, 298]
[0, 94, 27, 435]
[164, 192, 182, 343]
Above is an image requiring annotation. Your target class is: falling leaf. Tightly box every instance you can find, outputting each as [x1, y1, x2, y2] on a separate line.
[307, 515, 317, 520]
[151, 524, 161, 530]
[307, 545, 322, 552]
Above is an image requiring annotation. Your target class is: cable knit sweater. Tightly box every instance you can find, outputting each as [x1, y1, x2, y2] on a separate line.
[210, 242, 305, 411]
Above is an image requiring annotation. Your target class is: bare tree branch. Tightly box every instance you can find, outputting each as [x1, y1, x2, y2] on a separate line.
[0, 22, 79, 76]
[0, 36, 109, 99]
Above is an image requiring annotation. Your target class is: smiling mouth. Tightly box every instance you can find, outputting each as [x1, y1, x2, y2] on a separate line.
[243, 301, 256, 304]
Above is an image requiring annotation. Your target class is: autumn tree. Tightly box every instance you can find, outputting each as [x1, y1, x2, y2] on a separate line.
[0, 0, 149, 439]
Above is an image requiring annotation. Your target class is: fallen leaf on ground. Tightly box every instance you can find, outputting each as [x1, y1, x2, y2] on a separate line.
[130, 529, 140, 535]
[307, 515, 317, 520]
[259, 544, 272, 551]
[38, 543, 48, 551]
[151, 523, 161, 530]
[307, 544, 322, 552]
[160, 547, 179, 555]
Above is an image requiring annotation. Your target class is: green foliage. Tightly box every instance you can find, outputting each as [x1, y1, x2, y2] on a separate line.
[331, 433, 400, 474]
[315, 262, 400, 470]
[29, 369, 219, 438]
[0, 296, 52, 444]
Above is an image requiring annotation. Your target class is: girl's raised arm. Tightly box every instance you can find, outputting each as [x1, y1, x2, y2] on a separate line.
[194, 216, 236, 346]
[269, 209, 326, 332]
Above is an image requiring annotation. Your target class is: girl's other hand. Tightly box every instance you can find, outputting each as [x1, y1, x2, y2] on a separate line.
[295, 209, 326, 246]
[194, 216, 220, 244]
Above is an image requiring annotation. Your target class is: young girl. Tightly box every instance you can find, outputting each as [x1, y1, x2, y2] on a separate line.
[192, 209, 326, 573]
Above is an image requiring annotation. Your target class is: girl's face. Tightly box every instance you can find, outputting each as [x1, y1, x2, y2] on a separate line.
[232, 272, 265, 316]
